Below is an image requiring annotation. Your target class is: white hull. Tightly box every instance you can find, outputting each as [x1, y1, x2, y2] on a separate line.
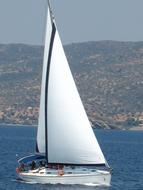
[17, 167, 111, 186]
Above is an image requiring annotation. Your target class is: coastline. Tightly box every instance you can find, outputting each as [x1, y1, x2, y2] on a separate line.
[0, 123, 37, 127]
[1, 123, 143, 131]
[129, 126, 143, 131]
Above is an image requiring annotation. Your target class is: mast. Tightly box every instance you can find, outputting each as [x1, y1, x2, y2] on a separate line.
[47, 0, 54, 24]
[45, 0, 56, 163]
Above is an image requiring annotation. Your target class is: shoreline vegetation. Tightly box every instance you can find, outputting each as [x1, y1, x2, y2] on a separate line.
[0, 41, 143, 130]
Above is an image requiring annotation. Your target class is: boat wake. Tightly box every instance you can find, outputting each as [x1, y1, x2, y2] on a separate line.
[84, 183, 101, 186]
[13, 178, 37, 184]
[14, 178, 108, 188]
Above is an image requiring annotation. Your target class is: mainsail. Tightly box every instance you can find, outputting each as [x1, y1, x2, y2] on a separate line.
[36, 2, 106, 165]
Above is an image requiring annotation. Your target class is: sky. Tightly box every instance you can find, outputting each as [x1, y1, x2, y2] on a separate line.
[0, 0, 143, 45]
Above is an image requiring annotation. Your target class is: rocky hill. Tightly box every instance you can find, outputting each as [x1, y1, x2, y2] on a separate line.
[0, 41, 143, 129]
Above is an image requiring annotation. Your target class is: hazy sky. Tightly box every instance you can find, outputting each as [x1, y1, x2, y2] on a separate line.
[0, 0, 143, 45]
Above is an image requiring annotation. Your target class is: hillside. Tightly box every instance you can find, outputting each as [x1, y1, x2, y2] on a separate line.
[0, 41, 143, 129]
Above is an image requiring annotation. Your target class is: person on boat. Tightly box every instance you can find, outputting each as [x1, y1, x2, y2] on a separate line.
[20, 163, 25, 171]
[16, 163, 25, 173]
[57, 165, 64, 176]
[31, 161, 36, 170]
[39, 160, 46, 167]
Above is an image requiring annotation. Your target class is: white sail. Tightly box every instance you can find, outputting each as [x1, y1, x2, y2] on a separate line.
[36, 6, 52, 153]
[37, 3, 106, 165]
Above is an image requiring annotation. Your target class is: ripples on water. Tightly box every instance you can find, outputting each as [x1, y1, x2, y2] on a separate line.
[0, 125, 143, 190]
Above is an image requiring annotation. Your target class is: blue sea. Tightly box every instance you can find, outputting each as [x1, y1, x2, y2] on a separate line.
[0, 125, 143, 190]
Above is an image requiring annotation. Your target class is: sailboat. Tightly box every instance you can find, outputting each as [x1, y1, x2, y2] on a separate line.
[16, 0, 111, 186]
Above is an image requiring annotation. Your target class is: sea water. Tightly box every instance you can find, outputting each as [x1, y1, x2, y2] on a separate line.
[0, 125, 143, 190]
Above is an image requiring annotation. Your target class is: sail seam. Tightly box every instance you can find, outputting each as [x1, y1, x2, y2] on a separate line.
[45, 23, 56, 163]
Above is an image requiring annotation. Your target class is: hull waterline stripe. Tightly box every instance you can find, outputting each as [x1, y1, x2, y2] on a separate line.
[45, 23, 56, 163]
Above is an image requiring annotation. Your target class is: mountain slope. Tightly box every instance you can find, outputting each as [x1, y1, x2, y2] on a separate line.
[0, 41, 143, 129]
